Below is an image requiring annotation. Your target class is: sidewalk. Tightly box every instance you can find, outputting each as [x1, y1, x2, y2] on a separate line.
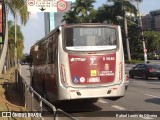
[0, 67, 29, 120]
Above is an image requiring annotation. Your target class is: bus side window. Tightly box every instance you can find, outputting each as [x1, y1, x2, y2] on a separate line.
[39, 40, 48, 64]
[48, 37, 53, 64]
[52, 34, 58, 63]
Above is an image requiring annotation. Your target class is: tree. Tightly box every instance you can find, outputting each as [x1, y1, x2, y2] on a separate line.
[62, 0, 96, 23]
[5, 0, 29, 25]
[128, 24, 143, 59]
[62, 10, 77, 24]
[144, 31, 160, 53]
[96, 4, 113, 23]
[8, 20, 24, 60]
[107, 0, 138, 60]
[127, 23, 160, 60]
[21, 53, 31, 64]
[0, 0, 29, 74]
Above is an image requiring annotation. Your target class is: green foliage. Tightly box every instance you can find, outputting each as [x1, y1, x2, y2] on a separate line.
[8, 20, 24, 60]
[144, 31, 160, 52]
[62, 0, 96, 23]
[128, 28, 160, 60]
[21, 53, 31, 64]
[131, 53, 144, 60]
[5, 0, 29, 25]
[147, 53, 159, 60]
[62, 0, 138, 24]
[125, 60, 143, 64]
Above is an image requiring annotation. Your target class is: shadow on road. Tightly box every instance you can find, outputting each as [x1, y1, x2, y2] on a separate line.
[145, 98, 160, 105]
[150, 88, 160, 90]
[54, 100, 102, 113]
[2, 82, 25, 107]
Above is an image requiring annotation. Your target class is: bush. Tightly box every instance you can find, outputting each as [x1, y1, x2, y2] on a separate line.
[131, 53, 144, 60]
[147, 53, 159, 60]
[125, 60, 143, 64]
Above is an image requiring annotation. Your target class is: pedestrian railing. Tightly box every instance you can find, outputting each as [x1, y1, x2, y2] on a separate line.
[17, 71, 78, 120]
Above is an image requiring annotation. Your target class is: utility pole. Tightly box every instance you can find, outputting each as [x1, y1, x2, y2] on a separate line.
[136, 1, 147, 63]
[14, 4, 26, 85]
[123, 0, 131, 61]
[14, 12, 18, 84]
[124, 10, 131, 60]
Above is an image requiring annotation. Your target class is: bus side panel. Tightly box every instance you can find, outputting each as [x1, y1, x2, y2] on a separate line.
[57, 27, 71, 100]
[45, 64, 58, 101]
[44, 35, 59, 102]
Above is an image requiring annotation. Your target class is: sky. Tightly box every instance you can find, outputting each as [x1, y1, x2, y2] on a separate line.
[11, 0, 160, 54]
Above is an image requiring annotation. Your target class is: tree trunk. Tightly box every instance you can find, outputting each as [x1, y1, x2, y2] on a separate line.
[0, 16, 8, 75]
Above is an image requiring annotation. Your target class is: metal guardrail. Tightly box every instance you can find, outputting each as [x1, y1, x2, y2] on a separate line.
[17, 72, 78, 120]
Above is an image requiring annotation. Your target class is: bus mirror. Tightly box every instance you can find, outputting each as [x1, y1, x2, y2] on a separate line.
[0, 0, 6, 44]
[29, 55, 33, 66]
[56, 29, 60, 33]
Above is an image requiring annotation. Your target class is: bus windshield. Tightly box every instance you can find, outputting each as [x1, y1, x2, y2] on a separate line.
[65, 27, 117, 51]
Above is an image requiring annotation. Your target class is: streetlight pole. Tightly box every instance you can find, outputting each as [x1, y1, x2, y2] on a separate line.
[136, 1, 147, 63]
[124, 10, 131, 60]
[14, 12, 18, 84]
[14, 4, 27, 85]
[123, 0, 131, 61]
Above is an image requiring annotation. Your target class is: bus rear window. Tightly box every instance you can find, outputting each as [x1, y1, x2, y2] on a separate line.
[65, 27, 117, 51]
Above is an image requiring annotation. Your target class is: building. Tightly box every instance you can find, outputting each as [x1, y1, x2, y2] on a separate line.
[141, 14, 151, 30]
[44, 1, 72, 35]
[150, 9, 160, 31]
[154, 14, 160, 31]
[140, 9, 160, 31]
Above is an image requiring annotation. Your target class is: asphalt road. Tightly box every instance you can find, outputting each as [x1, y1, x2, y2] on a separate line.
[20, 64, 160, 120]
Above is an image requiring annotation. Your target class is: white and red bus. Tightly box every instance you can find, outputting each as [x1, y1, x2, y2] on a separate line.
[30, 23, 126, 103]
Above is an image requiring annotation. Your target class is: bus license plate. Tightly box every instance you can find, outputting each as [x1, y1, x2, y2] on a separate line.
[88, 77, 100, 82]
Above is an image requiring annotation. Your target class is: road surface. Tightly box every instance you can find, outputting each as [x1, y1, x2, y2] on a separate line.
[20, 65, 160, 120]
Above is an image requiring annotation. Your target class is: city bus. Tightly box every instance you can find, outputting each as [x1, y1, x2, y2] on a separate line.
[30, 23, 126, 103]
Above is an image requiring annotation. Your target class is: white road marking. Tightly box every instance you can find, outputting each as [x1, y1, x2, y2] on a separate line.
[145, 94, 160, 98]
[98, 99, 108, 103]
[112, 105, 126, 110]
